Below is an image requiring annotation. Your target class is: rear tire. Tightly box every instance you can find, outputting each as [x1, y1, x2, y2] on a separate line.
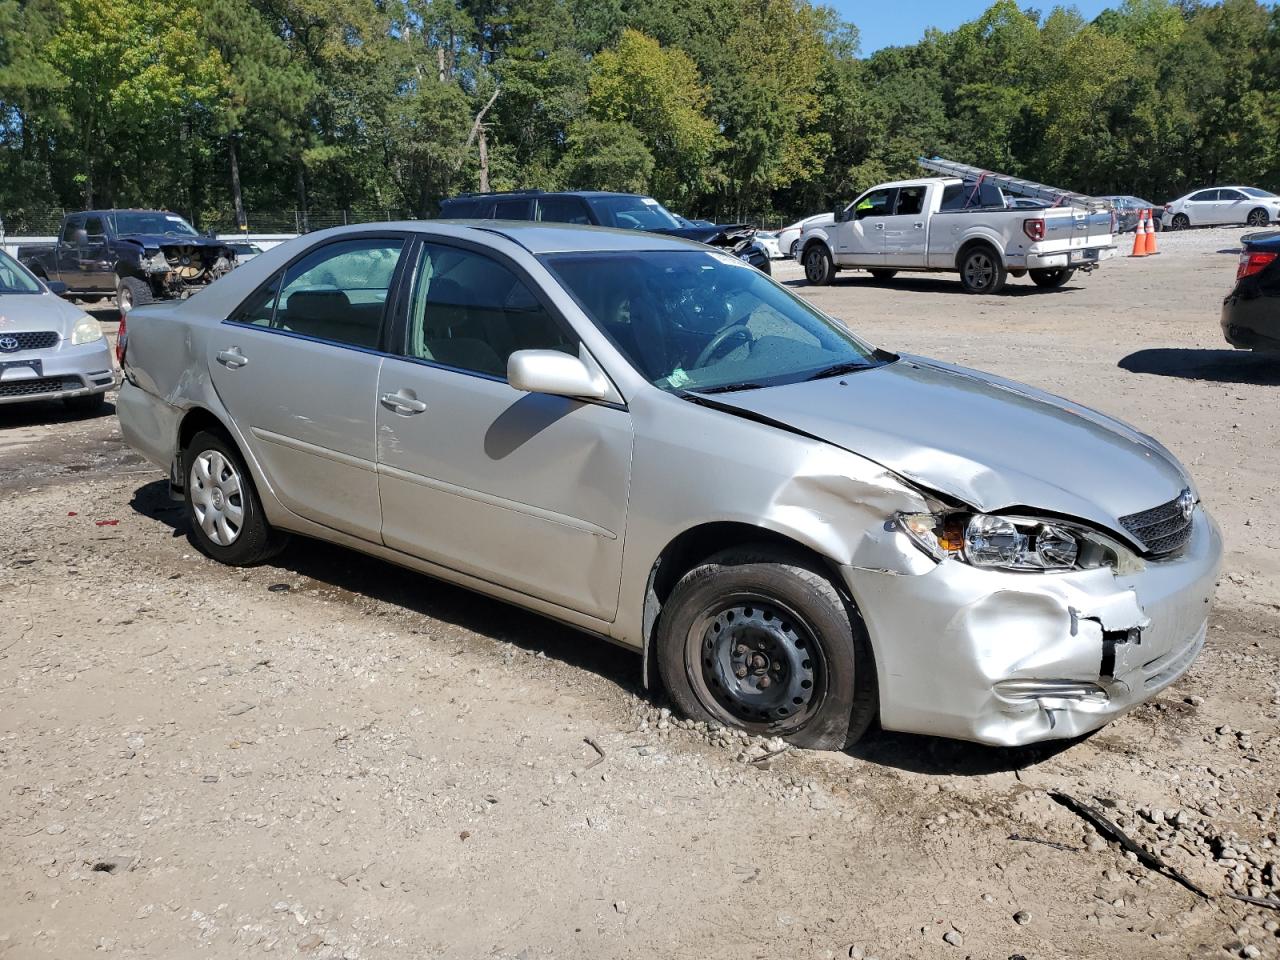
[959, 245, 1007, 294]
[1246, 207, 1270, 227]
[183, 429, 288, 566]
[656, 546, 878, 750]
[117, 276, 153, 313]
[1030, 267, 1075, 289]
[803, 244, 834, 286]
[868, 269, 898, 280]
[1171, 213, 1190, 230]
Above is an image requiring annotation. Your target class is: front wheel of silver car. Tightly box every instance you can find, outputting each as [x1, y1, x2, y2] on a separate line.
[656, 546, 877, 750]
[1246, 208, 1270, 227]
[184, 429, 287, 565]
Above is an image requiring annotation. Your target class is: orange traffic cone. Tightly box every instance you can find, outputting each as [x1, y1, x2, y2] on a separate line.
[1142, 209, 1159, 255]
[1130, 210, 1149, 257]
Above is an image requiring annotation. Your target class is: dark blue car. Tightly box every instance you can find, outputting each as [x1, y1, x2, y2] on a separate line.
[1221, 230, 1280, 351]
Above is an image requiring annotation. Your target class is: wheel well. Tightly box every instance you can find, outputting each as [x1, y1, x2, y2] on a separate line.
[174, 408, 236, 490]
[801, 237, 829, 262]
[1248, 206, 1269, 220]
[955, 238, 1000, 272]
[641, 522, 848, 687]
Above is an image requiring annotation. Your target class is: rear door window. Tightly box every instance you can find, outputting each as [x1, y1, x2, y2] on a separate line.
[1190, 190, 1219, 202]
[894, 187, 926, 216]
[493, 198, 532, 219]
[229, 237, 405, 349]
[536, 196, 593, 225]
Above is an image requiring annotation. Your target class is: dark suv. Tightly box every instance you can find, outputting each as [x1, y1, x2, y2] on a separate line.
[438, 190, 770, 273]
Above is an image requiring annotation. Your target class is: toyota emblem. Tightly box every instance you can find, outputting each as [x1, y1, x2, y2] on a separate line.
[0, 335, 19, 353]
[1178, 488, 1195, 522]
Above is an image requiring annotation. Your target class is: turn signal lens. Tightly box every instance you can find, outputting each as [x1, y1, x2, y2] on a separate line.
[1238, 251, 1277, 280]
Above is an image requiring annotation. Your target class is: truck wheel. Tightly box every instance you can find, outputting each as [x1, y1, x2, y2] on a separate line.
[803, 245, 834, 286]
[959, 246, 1007, 294]
[1171, 213, 1190, 230]
[656, 545, 877, 750]
[1030, 267, 1075, 289]
[868, 269, 897, 281]
[117, 277, 153, 313]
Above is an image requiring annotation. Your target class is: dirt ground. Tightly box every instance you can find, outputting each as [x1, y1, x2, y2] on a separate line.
[3, 228, 1279, 960]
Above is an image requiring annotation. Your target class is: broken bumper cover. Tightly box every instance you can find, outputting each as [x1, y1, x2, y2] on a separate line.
[845, 507, 1221, 746]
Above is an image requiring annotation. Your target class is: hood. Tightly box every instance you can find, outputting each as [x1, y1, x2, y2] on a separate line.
[116, 234, 229, 251]
[706, 355, 1190, 542]
[649, 223, 755, 247]
[0, 290, 87, 334]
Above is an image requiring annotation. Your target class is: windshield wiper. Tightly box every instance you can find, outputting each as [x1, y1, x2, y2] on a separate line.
[692, 381, 767, 394]
[804, 360, 873, 381]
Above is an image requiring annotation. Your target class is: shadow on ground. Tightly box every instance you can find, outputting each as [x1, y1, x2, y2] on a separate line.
[1119, 348, 1280, 385]
[781, 275, 1080, 297]
[0, 397, 116, 429]
[127, 479, 645, 698]
[130, 477, 1078, 777]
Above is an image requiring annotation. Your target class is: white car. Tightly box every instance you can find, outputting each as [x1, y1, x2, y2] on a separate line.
[752, 231, 782, 259]
[778, 214, 833, 260]
[1162, 187, 1279, 230]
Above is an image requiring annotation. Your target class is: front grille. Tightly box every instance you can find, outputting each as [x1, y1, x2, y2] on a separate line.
[0, 376, 82, 398]
[0, 331, 59, 352]
[1119, 490, 1193, 555]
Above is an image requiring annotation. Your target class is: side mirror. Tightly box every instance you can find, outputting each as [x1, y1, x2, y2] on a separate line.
[74, 228, 88, 245]
[833, 205, 846, 223]
[46, 280, 69, 297]
[507, 349, 608, 401]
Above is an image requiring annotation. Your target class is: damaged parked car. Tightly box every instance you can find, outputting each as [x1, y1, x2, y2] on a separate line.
[117, 222, 1220, 749]
[19, 210, 237, 312]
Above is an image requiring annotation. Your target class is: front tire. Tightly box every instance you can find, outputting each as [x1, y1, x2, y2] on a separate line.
[959, 246, 1007, 294]
[656, 546, 877, 750]
[1171, 213, 1190, 230]
[1030, 267, 1075, 289]
[803, 244, 834, 286]
[117, 276, 153, 313]
[184, 429, 287, 565]
[1246, 208, 1270, 227]
[789, 239, 800, 259]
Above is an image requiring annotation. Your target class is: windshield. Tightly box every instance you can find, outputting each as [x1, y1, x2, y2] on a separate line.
[588, 196, 683, 231]
[0, 249, 42, 294]
[107, 211, 199, 236]
[544, 250, 890, 393]
[1241, 188, 1277, 199]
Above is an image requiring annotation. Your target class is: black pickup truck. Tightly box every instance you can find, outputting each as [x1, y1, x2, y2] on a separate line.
[18, 210, 237, 311]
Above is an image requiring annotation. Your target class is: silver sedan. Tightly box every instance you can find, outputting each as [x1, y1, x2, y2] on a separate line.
[116, 223, 1220, 749]
[0, 249, 114, 410]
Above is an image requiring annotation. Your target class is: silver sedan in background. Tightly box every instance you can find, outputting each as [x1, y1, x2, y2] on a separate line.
[116, 223, 1220, 749]
[0, 248, 114, 411]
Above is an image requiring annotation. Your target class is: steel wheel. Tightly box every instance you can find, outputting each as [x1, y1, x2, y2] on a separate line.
[1247, 208, 1270, 227]
[189, 448, 245, 546]
[688, 594, 827, 732]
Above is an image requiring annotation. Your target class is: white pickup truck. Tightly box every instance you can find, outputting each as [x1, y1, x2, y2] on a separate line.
[799, 176, 1116, 293]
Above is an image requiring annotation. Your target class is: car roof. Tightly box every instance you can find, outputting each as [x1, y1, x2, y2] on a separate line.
[445, 191, 649, 202]
[327, 219, 711, 255]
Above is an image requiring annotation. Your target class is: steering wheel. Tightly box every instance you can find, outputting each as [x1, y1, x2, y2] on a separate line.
[694, 320, 754, 369]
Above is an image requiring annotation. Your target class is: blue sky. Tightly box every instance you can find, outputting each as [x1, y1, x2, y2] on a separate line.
[828, 1, 1116, 53]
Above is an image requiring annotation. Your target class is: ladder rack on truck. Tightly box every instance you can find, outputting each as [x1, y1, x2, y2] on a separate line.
[918, 157, 1109, 211]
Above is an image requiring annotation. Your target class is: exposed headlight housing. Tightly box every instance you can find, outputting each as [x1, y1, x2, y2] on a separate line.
[71, 315, 103, 345]
[897, 511, 1144, 574]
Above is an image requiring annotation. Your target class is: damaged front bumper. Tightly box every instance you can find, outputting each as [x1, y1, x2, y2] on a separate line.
[845, 507, 1222, 746]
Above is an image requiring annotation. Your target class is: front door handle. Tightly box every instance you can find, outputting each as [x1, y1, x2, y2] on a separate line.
[874, 222, 885, 230]
[216, 348, 248, 369]
[381, 391, 427, 414]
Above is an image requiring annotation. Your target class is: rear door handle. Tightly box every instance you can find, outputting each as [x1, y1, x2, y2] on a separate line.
[216, 348, 248, 369]
[913, 222, 924, 229]
[381, 391, 427, 414]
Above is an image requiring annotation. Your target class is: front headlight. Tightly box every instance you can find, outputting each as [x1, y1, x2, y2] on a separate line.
[71, 315, 103, 345]
[897, 511, 1144, 574]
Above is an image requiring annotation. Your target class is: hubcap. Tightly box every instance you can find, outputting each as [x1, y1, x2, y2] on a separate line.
[693, 600, 820, 727]
[964, 253, 994, 289]
[189, 449, 245, 546]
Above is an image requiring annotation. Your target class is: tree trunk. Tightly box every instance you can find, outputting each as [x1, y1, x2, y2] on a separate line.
[295, 163, 309, 233]
[478, 128, 490, 193]
[229, 136, 247, 232]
